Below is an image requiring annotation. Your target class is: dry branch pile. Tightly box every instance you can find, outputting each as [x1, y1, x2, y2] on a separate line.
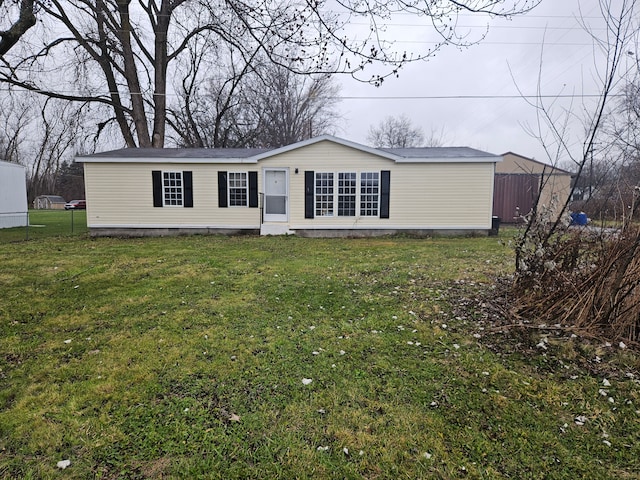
[512, 224, 640, 346]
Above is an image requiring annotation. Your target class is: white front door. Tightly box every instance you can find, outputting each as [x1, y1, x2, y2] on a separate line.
[263, 169, 288, 222]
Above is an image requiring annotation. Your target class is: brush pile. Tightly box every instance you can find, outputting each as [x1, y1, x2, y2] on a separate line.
[512, 220, 640, 346]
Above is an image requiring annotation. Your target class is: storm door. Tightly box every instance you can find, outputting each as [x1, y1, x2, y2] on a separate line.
[263, 169, 288, 222]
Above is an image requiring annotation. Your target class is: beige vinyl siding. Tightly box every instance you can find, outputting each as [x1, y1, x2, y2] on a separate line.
[260, 141, 494, 229]
[538, 174, 572, 220]
[388, 163, 494, 227]
[84, 139, 496, 231]
[84, 163, 260, 228]
[260, 141, 395, 227]
[498, 152, 572, 221]
[497, 153, 572, 175]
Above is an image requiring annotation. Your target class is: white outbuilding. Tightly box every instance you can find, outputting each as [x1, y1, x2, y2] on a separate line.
[0, 160, 28, 229]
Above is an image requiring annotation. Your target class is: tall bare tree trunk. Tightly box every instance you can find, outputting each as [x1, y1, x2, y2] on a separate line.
[151, 0, 171, 148]
[117, 0, 152, 147]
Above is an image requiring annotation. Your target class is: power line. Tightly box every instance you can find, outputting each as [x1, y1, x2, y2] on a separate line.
[0, 85, 616, 100]
[341, 11, 606, 20]
[347, 22, 605, 31]
[390, 40, 596, 46]
[0, 87, 614, 100]
[339, 94, 616, 100]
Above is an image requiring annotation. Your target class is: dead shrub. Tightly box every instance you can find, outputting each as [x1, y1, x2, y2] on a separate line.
[512, 214, 640, 346]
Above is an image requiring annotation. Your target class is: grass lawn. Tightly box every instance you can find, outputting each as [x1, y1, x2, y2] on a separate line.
[0, 209, 88, 243]
[0, 232, 638, 479]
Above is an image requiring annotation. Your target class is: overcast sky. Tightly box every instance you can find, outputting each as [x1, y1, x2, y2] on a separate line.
[336, 0, 621, 166]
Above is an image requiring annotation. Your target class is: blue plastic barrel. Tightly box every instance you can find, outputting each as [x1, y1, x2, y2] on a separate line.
[570, 212, 588, 226]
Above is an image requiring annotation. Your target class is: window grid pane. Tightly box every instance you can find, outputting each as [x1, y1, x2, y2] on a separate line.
[360, 172, 379, 216]
[163, 171, 183, 206]
[338, 172, 356, 216]
[315, 173, 334, 216]
[229, 172, 248, 206]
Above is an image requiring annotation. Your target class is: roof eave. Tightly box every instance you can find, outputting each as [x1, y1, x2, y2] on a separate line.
[395, 156, 502, 163]
[77, 156, 259, 164]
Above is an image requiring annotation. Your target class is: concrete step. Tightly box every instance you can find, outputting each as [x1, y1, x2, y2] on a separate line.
[260, 224, 295, 236]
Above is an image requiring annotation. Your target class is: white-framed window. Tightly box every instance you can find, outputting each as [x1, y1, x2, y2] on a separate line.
[315, 172, 334, 216]
[314, 171, 381, 217]
[360, 172, 380, 216]
[163, 171, 183, 206]
[228, 172, 248, 206]
[338, 172, 357, 216]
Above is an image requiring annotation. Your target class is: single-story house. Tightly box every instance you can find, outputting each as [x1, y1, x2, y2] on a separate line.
[493, 152, 572, 223]
[0, 160, 28, 228]
[77, 135, 502, 237]
[33, 195, 67, 210]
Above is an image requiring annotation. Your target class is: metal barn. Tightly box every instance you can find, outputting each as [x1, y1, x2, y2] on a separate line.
[493, 152, 572, 224]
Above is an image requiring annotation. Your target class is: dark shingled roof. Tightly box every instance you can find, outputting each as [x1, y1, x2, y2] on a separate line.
[84, 145, 496, 160]
[381, 147, 497, 158]
[78, 136, 500, 163]
[86, 147, 272, 159]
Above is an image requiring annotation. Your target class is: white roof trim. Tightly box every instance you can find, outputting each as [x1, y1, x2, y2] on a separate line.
[250, 135, 402, 162]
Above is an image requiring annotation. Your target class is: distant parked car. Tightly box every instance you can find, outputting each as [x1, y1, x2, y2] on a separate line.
[64, 200, 86, 210]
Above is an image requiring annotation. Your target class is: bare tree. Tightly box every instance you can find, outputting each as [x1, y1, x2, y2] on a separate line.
[424, 126, 448, 148]
[367, 114, 425, 148]
[0, 94, 30, 164]
[596, 71, 640, 215]
[167, 39, 263, 148]
[0, 0, 36, 56]
[0, 0, 540, 148]
[0, 92, 84, 202]
[27, 99, 83, 202]
[167, 36, 341, 149]
[244, 66, 341, 147]
[514, 0, 638, 255]
[169, 55, 341, 148]
[509, 0, 640, 343]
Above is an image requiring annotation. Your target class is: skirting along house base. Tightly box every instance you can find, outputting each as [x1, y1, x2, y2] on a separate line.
[78, 136, 501, 238]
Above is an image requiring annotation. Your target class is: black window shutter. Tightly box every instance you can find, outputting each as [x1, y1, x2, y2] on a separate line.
[183, 171, 193, 207]
[152, 170, 163, 207]
[218, 171, 228, 208]
[305, 171, 314, 219]
[249, 171, 258, 208]
[380, 170, 390, 219]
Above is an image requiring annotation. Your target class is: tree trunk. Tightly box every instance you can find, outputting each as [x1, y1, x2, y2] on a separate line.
[0, 0, 36, 56]
[96, 0, 137, 147]
[151, 0, 171, 148]
[116, 0, 152, 147]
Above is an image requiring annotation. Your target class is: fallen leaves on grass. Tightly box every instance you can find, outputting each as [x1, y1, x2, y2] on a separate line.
[218, 408, 241, 423]
[574, 415, 587, 426]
